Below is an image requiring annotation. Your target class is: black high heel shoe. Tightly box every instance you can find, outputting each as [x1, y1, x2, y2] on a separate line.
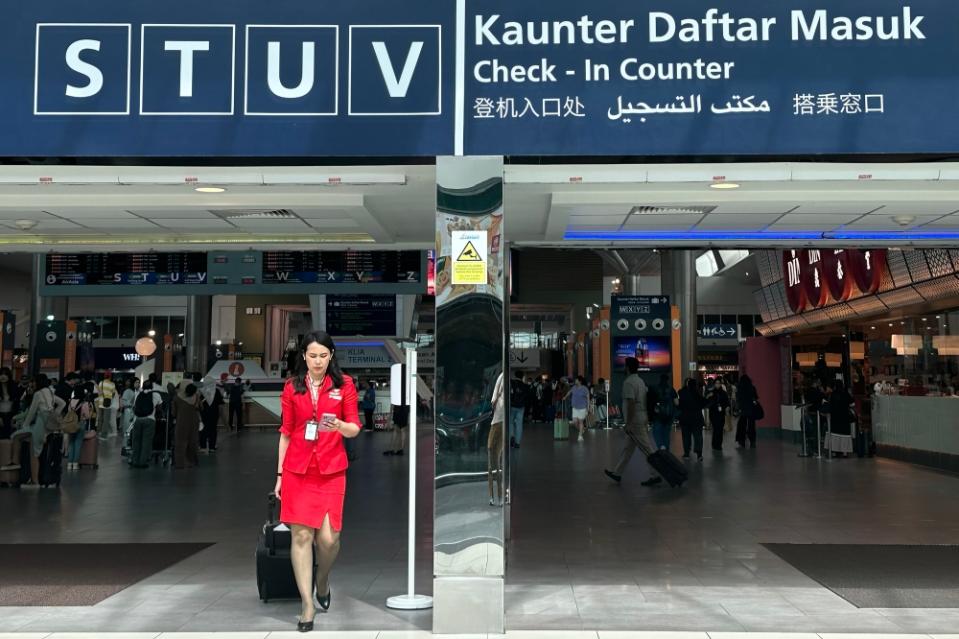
[317, 587, 332, 611]
[296, 610, 316, 632]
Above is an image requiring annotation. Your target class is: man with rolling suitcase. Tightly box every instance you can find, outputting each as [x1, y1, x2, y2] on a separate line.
[605, 357, 678, 487]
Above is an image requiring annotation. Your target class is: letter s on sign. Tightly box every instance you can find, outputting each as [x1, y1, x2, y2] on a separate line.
[65, 40, 104, 98]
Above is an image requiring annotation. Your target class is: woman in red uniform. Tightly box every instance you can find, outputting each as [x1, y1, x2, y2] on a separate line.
[274, 330, 361, 632]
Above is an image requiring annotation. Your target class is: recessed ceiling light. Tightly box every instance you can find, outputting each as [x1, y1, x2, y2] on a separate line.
[871, 326, 876, 330]
[936, 315, 942, 319]
[923, 318, 928, 321]
[195, 186, 226, 193]
[889, 323, 894, 327]
[709, 182, 740, 190]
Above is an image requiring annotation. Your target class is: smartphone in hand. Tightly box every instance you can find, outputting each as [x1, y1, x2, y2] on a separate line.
[321, 412, 338, 430]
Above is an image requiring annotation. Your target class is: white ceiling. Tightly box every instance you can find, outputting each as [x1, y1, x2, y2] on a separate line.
[0, 162, 957, 249]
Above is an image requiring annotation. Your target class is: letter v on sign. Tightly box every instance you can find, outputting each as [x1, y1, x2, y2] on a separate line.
[372, 41, 424, 97]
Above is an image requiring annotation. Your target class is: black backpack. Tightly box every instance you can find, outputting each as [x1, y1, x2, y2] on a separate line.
[510, 381, 528, 408]
[134, 391, 155, 418]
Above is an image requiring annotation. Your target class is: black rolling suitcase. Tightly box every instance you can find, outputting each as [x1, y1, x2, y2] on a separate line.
[256, 492, 313, 602]
[647, 449, 688, 487]
[38, 432, 64, 488]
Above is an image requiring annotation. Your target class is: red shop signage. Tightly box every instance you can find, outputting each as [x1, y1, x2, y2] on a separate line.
[822, 249, 854, 302]
[782, 249, 806, 312]
[781, 248, 887, 311]
[800, 249, 829, 308]
[848, 248, 886, 294]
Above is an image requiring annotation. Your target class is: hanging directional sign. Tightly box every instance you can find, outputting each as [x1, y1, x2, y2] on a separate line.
[822, 249, 854, 301]
[698, 324, 739, 339]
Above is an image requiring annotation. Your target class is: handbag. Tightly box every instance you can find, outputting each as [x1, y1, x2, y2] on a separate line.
[752, 400, 765, 421]
[102, 397, 112, 408]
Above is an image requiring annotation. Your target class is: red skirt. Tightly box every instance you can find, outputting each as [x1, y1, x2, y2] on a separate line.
[280, 458, 347, 531]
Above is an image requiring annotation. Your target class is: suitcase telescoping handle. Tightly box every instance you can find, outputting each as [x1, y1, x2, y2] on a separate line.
[267, 492, 278, 523]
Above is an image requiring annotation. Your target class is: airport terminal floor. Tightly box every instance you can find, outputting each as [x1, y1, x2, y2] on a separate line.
[4, 421, 959, 635]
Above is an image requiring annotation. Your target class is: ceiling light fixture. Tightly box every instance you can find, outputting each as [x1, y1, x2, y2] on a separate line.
[195, 186, 226, 193]
[709, 182, 740, 190]
[147, 330, 156, 337]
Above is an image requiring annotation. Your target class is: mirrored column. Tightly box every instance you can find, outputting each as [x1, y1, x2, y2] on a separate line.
[433, 156, 505, 634]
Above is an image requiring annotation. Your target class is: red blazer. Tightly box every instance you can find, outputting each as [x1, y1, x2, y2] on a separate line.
[280, 374, 360, 475]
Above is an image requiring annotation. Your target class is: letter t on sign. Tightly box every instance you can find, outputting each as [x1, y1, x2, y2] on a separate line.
[164, 41, 210, 97]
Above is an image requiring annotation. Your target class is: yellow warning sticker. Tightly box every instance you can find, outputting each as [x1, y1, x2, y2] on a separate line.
[451, 231, 487, 285]
[457, 241, 483, 262]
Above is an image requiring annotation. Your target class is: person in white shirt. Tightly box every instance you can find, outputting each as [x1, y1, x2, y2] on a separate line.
[605, 357, 662, 487]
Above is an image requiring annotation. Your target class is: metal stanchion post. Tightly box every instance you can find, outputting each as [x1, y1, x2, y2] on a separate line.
[815, 411, 823, 460]
[604, 379, 611, 430]
[386, 348, 432, 611]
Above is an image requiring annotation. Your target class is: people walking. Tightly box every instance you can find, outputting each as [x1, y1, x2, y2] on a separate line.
[130, 381, 162, 468]
[706, 378, 731, 451]
[199, 381, 223, 454]
[228, 376, 248, 431]
[96, 372, 118, 439]
[274, 330, 361, 630]
[678, 378, 706, 461]
[649, 374, 678, 451]
[173, 383, 201, 469]
[361, 381, 376, 432]
[508, 370, 528, 449]
[566, 376, 590, 442]
[488, 372, 505, 506]
[605, 357, 662, 487]
[736, 375, 759, 449]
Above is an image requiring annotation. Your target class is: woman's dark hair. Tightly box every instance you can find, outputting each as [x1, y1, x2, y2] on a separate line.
[292, 330, 344, 394]
[185, 384, 197, 398]
[576, 375, 585, 384]
[35, 373, 51, 390]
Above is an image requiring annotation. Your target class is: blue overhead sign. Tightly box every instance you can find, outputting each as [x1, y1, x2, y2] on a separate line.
[464, 0, 953, 155]
[1, 1, 957, 156]
[6, 0, 453, 156]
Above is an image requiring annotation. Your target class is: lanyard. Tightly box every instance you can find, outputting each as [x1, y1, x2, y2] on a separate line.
[307, 375, 325, 421]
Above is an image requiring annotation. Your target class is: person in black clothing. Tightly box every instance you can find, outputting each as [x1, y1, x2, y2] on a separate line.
[228, 377, 248, 431]
[508, 370, 528, 448]
[706, 378, 730, 451]
[736, 375, 759, 449]
[0, 367, 21, 439]
[678, 378, 706, 460]
[541, 377, 554, 422]
[199, 382, 223, 453]
[54, 372, 80, 405]
[825, 380, 854, 457]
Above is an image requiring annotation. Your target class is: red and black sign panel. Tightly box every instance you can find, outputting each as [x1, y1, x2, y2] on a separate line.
[849, 249, 886, 294]
[822, 249, 854, 301]
[782, 250, 807, 313]
[800, 249, 829, 308]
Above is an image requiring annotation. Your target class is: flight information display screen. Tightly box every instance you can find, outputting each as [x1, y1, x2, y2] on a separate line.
[45, 253, 208, 286]
[262, 250, 422, 284]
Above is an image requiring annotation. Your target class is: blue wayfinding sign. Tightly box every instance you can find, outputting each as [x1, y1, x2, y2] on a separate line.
[465, 0, 951, 155]
[6, 0, 454, 156]
[1, 1, 957, 157]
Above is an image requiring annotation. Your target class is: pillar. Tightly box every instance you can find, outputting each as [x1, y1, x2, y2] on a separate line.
[433, 156, 505, 634]
[666, 250, 697, 380]
[185, 295, 212, 375]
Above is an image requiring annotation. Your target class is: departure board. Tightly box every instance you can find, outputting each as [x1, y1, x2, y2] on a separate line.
[262, 250, 422, 284]
[45, 253, 208, 286]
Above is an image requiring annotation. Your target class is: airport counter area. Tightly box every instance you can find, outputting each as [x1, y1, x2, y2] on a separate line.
[873, 394, 959, 472]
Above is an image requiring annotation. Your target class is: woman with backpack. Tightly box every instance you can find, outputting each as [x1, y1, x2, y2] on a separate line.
[65, 387, 91, 470]
[14, 374, 65, 487]
[130, 381, 162, 468]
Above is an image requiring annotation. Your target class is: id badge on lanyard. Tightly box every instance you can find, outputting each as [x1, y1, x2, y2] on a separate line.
[305, 379, 321, 441]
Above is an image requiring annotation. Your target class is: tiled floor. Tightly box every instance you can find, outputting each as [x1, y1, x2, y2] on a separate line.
[3, 422, 959, 634]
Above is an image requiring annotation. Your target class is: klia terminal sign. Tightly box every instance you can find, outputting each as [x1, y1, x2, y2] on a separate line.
[782, 249, 886, 313]
[2, 1, 956, 156]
